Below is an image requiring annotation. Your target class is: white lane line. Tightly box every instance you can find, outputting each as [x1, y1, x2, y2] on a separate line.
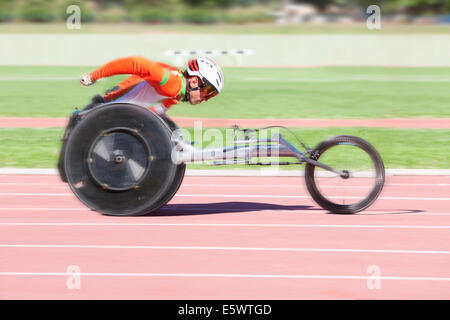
[1, 272, 450, 281]
[0, 207, 281, 212]
[184, 185, 450, 188]
[0, 183, 62, 186]
[0, 77, 77, 81]
[0, 207, 88, 210]
[1, 222, 450, 229]
[0, 207, 245, 212]
[2, 244, 449, 255]
[0, 210, 446, 216]
[243, 77, 450, 83]
[179, 194, 450, 201]
[1, 183, 449, 187]
[0, 193, 71, 196]
[0, 207, 89, 211]
[184, 184, 450, 188]
[0, 192, 449, 200]
[412, 213, 450, 216]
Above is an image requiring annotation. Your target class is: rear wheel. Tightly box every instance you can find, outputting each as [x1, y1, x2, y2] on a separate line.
[64, 103, 181, 216]
[152, 115, 186, 211]
[304, 135, 385, 214]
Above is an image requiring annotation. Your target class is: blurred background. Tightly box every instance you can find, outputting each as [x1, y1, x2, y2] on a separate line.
[1, 0, 450, 67]
[1, 0, 450, 26]
[0, 0, 449, 169]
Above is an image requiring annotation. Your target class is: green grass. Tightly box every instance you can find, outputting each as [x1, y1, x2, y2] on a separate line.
[1, 127, 448, 169]
[0, 128, 62, 168]
[1, 23, 450, 34]
[1, 66, 450, 119]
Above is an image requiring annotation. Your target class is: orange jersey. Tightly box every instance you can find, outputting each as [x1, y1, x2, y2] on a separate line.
[89, 56, 186, 114]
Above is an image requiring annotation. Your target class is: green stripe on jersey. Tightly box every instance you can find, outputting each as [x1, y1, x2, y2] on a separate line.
[180, 74, 186, 97]
[160, 70, 170, 86]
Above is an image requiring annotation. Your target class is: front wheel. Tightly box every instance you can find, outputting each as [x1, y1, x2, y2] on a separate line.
[304, 135, 385, 214]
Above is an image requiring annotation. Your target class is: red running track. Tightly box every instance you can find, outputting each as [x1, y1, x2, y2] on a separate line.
[1, 174, 450, 299]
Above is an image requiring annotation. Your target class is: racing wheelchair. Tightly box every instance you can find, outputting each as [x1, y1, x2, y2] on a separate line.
[58, 103, 385, 216]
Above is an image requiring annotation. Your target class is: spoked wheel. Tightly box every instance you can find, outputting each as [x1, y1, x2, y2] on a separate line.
[305, 135, 385, 214]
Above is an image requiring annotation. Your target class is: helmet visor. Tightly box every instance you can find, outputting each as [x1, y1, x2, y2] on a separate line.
[202, 84, 218, 101]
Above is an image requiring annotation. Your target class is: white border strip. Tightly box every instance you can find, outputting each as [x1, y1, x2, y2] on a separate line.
[0, 168, 57, 175]
[1, 222, 450, 229]
[0, 168, 450, 176]
[1, 244, 449, 254]
[0, 272, 449, 281]
[1, 182, 449, 187]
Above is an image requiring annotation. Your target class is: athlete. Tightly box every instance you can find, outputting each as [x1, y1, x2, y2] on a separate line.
[79, 55, 224, 116]
[58, 56, 224, 182]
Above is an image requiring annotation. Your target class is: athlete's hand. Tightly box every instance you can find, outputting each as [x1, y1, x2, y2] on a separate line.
[80, 74, 95, 86]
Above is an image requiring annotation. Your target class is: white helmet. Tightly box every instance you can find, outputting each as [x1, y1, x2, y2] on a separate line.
[185, 57, 224, 99]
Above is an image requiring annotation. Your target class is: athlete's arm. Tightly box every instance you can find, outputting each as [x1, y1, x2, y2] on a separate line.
[89, 56, 166, 83]
[156, 62, 180, 72]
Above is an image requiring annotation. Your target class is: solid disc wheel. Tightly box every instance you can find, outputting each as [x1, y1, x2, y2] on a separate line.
[304, 135, 385, 214]
[64, 103, 179, 216]
[141, 115, 186, 213]
[87, 128, 150, 191]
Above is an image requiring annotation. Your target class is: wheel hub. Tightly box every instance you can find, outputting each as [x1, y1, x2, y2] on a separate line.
[341, 170, 350, 179]
[113, 151, 126, 164]
[87, 128, 150, 191]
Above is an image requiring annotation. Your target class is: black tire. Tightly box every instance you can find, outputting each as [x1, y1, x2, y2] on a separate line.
[151, 163, 186, 212]
[58, 96, 113, 182]
[58, 112, 81, 182]
[57, 135, 69, 183]
[149, 115, 186, 213]
[64, 103, 180, 216]
[304, 135, 385, 214]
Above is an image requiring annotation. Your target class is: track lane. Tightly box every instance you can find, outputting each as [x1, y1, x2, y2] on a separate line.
[2, 223, 450, 251]
[1, 174, 450, 299]
[2, 276, 450, 299]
